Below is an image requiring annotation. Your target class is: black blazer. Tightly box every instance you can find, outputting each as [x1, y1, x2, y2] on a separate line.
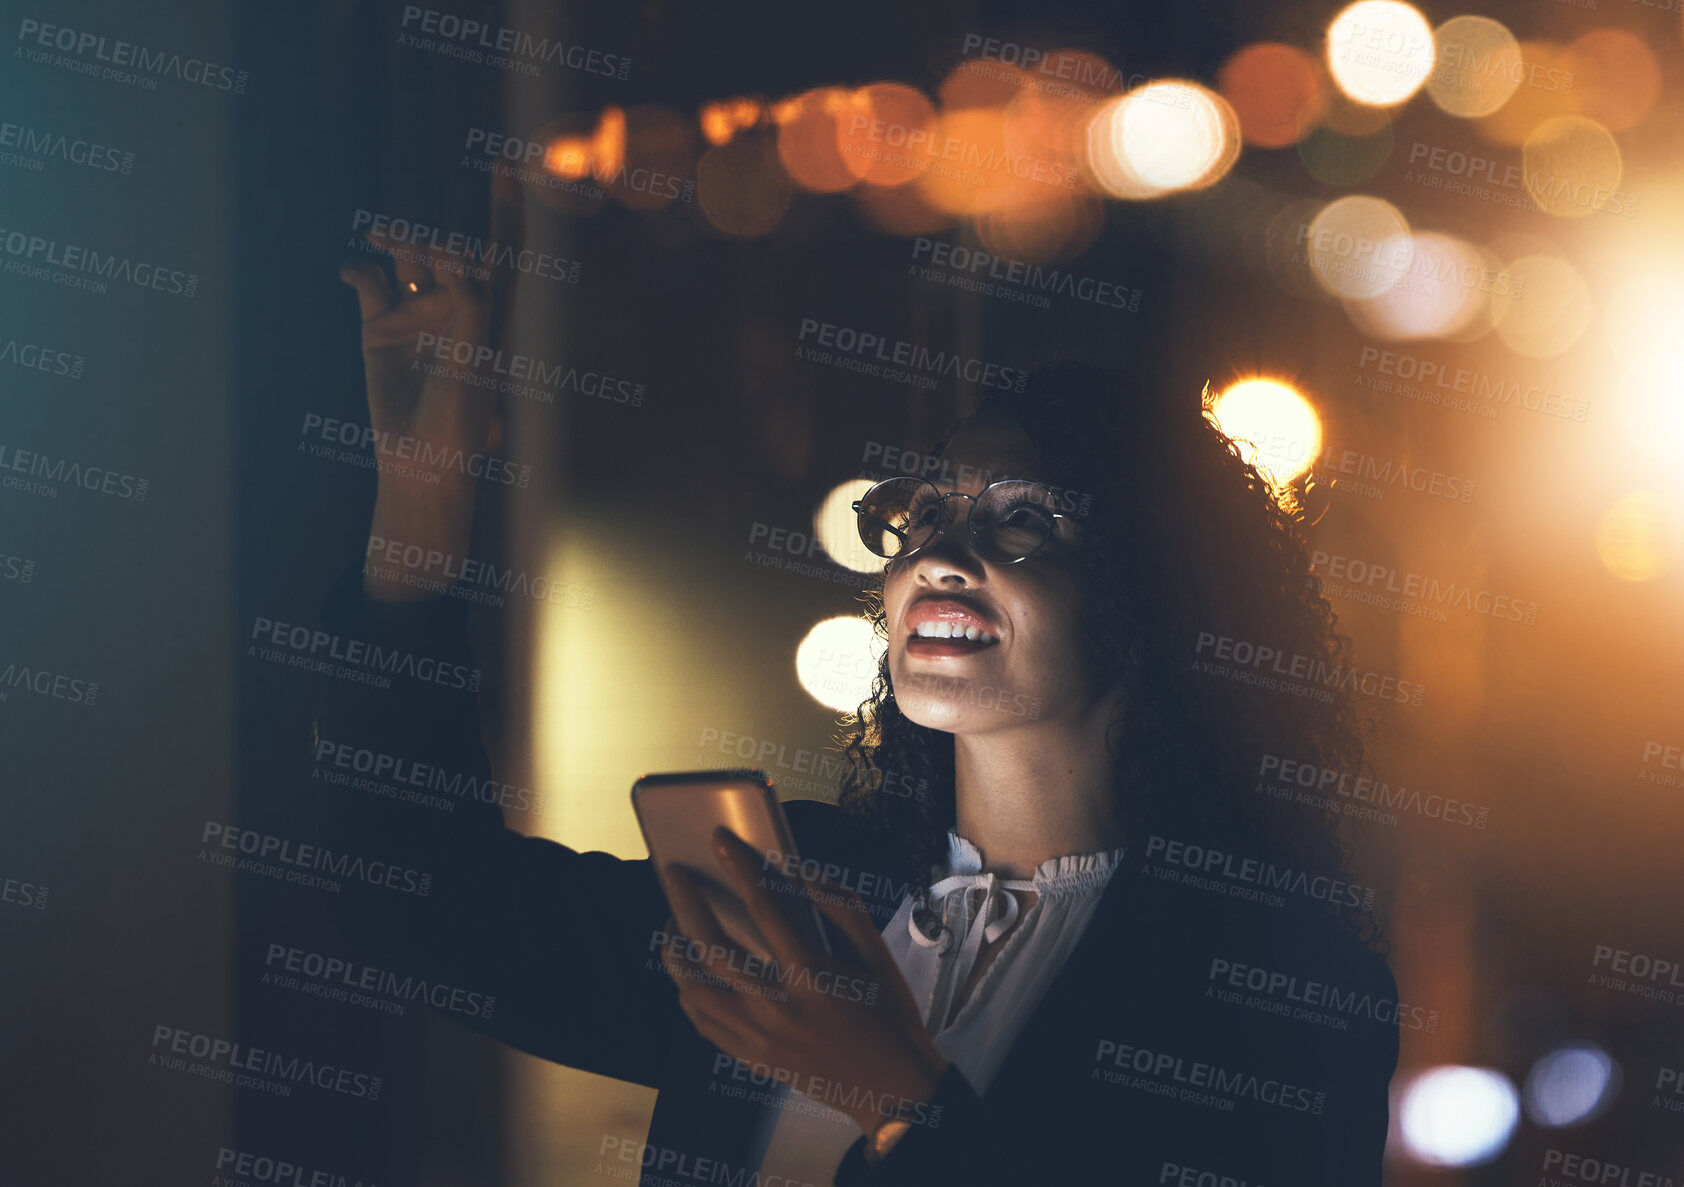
[309, 566, 1398, 1186]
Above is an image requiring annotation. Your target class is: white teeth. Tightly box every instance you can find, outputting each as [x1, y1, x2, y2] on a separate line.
[913, 621, 997, 643]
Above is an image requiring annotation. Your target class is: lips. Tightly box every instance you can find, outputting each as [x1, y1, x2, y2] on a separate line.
[904, 596, 1002, 656]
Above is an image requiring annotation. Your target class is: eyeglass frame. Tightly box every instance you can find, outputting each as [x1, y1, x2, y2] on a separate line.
[851, 476, 1073, 566]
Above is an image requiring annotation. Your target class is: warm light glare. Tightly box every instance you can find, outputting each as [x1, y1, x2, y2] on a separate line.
[795, 617, 884, 713]
[1210, 379, 1323, 487]
[1345, 232, 1489, 340]
[1490, 254, 1591, 357]
[1524, 1045, 1620, 1127]
[1115, 82, 1238, 191]
[1304, 195, 1413, 300]
[814, 480, 882, 575]
[1398, 1066, 1520, 1167]
[1219, 42, 1328, 148]
[1522, 116, 1622, 219]
[1426, 16, 1522, 118]
[1595, 492, 1678, 583]
[1326, 1, 1436, 107]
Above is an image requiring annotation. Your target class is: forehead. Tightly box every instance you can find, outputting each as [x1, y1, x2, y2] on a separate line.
[934, 411, 1042, 494]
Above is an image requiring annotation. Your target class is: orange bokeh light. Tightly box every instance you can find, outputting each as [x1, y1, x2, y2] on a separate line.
[775, 88, 858, 194]
[1219, 42, 1330, 148]
[1567, 30, 1661, 132]
[833, 83, 937, 187]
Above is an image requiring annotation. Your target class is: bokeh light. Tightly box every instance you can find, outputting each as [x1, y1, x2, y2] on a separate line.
[1326, 1, 1436, 107]
[1522, 116, 1622, 219]
[1490, 253, 1592, 357]
[1523, 1045, 1621, 1127]
[1219, 42, 1329, 148]
[1088, 81, 1239, 198]
[775, 88, 859, 193]
[834, 83, 936, 187]
[1344, 232, 1491, 340]
[1303, 195, 1413, 300]
[1297, 123, 1394, 187]
[696, 135, 791, 237]
[1568, 30, 1661, 132]
[1427, 16, 1523, 118]
[814, 480, 882, 575]
[1475, 41, 1580, 146]
[1397, 1066, 1520, 1167]
[1596, 492, 1680, 583]
[795, 616, 884, 713]
[1613, 357, 1684, 465]
[1209, 379, 1323, 486]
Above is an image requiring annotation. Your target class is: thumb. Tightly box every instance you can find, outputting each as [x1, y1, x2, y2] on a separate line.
[339, 256, 395, 321]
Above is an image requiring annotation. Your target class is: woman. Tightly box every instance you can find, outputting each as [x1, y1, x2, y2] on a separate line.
[323, 239, 1397, 1186]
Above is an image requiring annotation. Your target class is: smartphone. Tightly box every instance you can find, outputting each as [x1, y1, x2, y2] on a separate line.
[631, 768, 832, 961]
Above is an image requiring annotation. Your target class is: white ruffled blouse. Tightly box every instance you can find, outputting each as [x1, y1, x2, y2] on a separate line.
[754, 831, 1127, 1183]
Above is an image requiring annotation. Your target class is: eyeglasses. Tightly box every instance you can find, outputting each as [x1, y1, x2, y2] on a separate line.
[852, 476, 1069, 565]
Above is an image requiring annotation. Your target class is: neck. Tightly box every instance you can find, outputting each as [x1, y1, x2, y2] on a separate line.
[951, 694, 1124, 880]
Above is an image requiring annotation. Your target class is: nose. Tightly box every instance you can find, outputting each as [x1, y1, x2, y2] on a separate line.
[905, 496, 986, 584]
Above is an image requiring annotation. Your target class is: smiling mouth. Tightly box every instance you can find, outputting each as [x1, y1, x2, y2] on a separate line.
[911, 622, 1000, 644]
[906, 621, 1000, 656]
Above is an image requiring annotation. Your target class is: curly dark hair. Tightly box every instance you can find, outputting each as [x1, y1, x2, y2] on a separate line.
[836, 361, 1378, 943]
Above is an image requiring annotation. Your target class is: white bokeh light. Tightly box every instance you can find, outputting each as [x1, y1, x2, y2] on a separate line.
[1398, 1066, 1520, 1167]
[1524, 1045, 1621, 1127]
[795, 616, 884, 713]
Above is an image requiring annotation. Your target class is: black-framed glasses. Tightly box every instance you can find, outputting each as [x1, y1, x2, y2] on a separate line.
[852, 477, 1069, 565]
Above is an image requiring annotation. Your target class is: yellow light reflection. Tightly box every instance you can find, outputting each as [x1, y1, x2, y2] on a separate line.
[796, 617, 884, 713]
[1326, 1, 1436, 107]
[1613, 358, 1684, 465]
[1210, 379, 1323, 487]
[1595, 492, 1678, 582]
[1427, 16, 1522, 118]
[1490, 253, 1591, 357]
[814, 480, 882, 575]
[1522, 116, 1622, 220]
[1304, 195, 1413, 300]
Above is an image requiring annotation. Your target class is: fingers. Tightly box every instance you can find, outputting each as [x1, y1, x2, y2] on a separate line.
[801, 872, 892, 966]
[363, 225, 433, 295]
[711, 828, 811, 965]
[664, 865, 734, 953]
[338, 257, 395, 320]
